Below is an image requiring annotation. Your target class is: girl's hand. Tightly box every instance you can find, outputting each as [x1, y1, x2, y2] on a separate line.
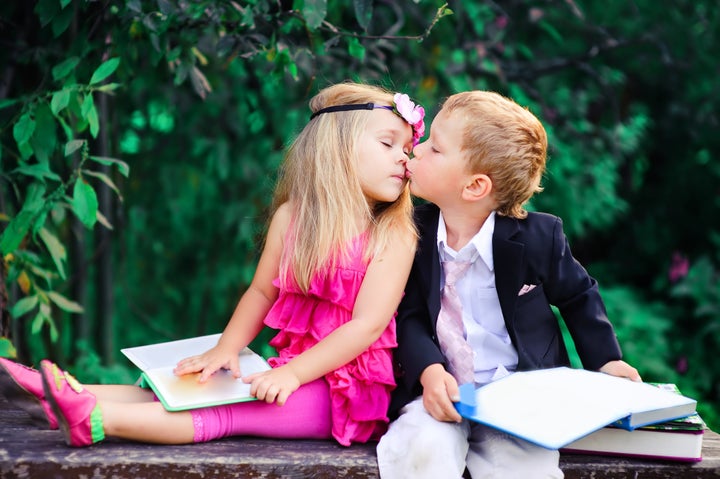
[600, 360, 642, 382]
[243, 365, 300, 406]
[420, 363, 463, 423]
[174, 345, 242, 383]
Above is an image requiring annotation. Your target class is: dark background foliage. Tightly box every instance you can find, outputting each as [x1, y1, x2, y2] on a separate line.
[1, 0, 718, 429]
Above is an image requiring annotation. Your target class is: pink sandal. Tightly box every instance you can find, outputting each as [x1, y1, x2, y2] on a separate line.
[40, 359, 105, 447]
[0, 357, 58, 429]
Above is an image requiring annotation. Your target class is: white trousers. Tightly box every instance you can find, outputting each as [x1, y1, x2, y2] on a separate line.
[377, 397, 564, 479]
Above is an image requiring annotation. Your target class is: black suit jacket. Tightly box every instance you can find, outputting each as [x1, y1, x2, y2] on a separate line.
[390, 203, 623, 416]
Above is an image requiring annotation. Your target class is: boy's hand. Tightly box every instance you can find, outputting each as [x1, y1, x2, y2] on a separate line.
[420, 363, 463, 423]
[600, 360, 642, 382]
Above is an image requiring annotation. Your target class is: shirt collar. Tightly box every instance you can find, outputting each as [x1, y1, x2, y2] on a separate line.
[437, 211, 496, 271]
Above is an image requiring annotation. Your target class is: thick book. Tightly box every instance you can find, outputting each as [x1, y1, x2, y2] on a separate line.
[121, 333, 271, 412]
[455, 367, 697, 450]
[561, 422, 704, 462]
[562, 383, 706, 462]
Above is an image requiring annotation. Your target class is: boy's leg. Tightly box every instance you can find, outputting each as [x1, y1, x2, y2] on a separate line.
[466, 423, 564, 479]
[377, 397, 469, 479]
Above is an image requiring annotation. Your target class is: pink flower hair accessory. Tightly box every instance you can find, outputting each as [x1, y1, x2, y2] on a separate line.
[392, 93, 425, 145]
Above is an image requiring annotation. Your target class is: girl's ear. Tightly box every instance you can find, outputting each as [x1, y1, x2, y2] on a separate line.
[462, 174, 492, 202]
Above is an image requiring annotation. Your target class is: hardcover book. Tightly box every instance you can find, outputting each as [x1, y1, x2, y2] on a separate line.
[561, 422, 704, 462]
[121, 333, 271, 412]
[455, 367, 697, 450]
[562, 383, 705, 462]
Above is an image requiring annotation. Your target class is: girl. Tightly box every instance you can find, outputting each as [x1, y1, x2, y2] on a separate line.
[0, 82, 425, 448]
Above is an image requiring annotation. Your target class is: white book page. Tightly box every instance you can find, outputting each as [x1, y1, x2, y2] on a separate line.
[144, 350, 272, 410]
[121, 333, 224, 371]
[466, 368, 696, 449]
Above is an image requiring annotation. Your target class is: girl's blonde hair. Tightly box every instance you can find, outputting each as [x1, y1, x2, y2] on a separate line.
[441, 91, 548, 219]
[272, 82, 416, 292]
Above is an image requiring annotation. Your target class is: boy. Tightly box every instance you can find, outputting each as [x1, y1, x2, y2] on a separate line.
[376, 91, 641, 478]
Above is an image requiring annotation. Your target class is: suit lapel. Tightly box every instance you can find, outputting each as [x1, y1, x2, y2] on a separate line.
[493, 215, 525, 327]
[415, 205, 442, 322]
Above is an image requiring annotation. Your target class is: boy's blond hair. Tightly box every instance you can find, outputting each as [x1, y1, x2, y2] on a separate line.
[441, 91, 547, 219]
[272, 82, 416, 292]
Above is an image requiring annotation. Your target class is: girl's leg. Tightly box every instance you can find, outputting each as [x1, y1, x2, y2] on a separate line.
[88, 384, 156, 403]
[101, 400, 195, 444]
[191, 377, 333, 442]
[102, 378, 333, 444]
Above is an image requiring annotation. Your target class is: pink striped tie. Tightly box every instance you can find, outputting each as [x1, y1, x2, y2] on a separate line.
[437, 260, 475, 384]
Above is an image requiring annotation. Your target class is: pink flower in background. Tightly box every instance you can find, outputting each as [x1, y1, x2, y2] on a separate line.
[668, 251, 689, 283]
[676, 356, 688, 375]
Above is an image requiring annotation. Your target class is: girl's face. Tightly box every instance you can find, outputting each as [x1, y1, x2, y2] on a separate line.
[405, 110, 469, 207]
[355, 109, 414, 205]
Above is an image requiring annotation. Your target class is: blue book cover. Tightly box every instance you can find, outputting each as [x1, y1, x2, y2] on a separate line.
[454, 367, 697, 450]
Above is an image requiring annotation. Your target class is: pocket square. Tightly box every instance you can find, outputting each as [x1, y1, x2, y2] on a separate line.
[518, 284, 536, 296]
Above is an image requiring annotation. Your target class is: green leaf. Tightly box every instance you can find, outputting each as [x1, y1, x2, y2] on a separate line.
[303, 0, 327, 30]
[0, 338, 17, 359]
[89, 57, 120, 85]
[30, 310, 47, 335]
[52, 57, 80, 82]
[0, 98, 20, 111]
[353, 0, 373, 30]
[60, 0, 72, 9]
[13, 164, 62, 182]
[82, 169, 123, 201]
[28, 104, 57, 164]
[65, 139, 86, 156]
[47, 291, 84, 313]
[0, 183, 46, 254]
[34, 0, 60, 27]
[81, 94, 100, 138]
[96, 209, 114, 230]
[88, 101, 99, 137]
[13, 112, 35, 146]
[72, 179, 98, 228]
[347, 37, 365, 61]
[89, 155, 130, 177]
[51, 4, 73, 37]
[10, 295, 39, 318]
[81, 93, 94, 117]
[96, 82, 122, 93]
[538, 20, 563, 44]
[50, 89, 71, 115]
[38, 227, 67, 279]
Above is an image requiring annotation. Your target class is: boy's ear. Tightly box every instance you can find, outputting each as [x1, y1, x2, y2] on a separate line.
[462, 174, 492, 202]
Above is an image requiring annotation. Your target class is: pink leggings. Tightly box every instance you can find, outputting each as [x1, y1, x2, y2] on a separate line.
[190, 378, 333, 443]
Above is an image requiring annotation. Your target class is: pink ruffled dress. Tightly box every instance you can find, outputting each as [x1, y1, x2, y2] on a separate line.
[264, 233, 397, 446]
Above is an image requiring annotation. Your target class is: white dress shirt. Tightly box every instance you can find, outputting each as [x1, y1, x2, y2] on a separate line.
[437, 211, 518, 384]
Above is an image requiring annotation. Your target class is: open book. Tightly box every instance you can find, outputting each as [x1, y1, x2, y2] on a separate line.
[455, 367, 697, 450]
[121, 333, 271, 412]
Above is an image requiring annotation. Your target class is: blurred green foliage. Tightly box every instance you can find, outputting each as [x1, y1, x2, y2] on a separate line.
[1, 0, 718, 430]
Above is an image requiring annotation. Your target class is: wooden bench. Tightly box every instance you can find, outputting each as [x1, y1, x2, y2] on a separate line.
[1, 396, 719, 478]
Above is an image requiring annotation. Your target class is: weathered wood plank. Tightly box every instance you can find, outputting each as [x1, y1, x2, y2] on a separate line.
[1, 396, 719, 478]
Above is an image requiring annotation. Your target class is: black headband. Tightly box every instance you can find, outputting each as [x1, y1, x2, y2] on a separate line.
[310, 103, 392, 120]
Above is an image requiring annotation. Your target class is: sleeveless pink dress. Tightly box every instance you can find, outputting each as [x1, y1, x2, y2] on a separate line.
[263, 233, 397, 446]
